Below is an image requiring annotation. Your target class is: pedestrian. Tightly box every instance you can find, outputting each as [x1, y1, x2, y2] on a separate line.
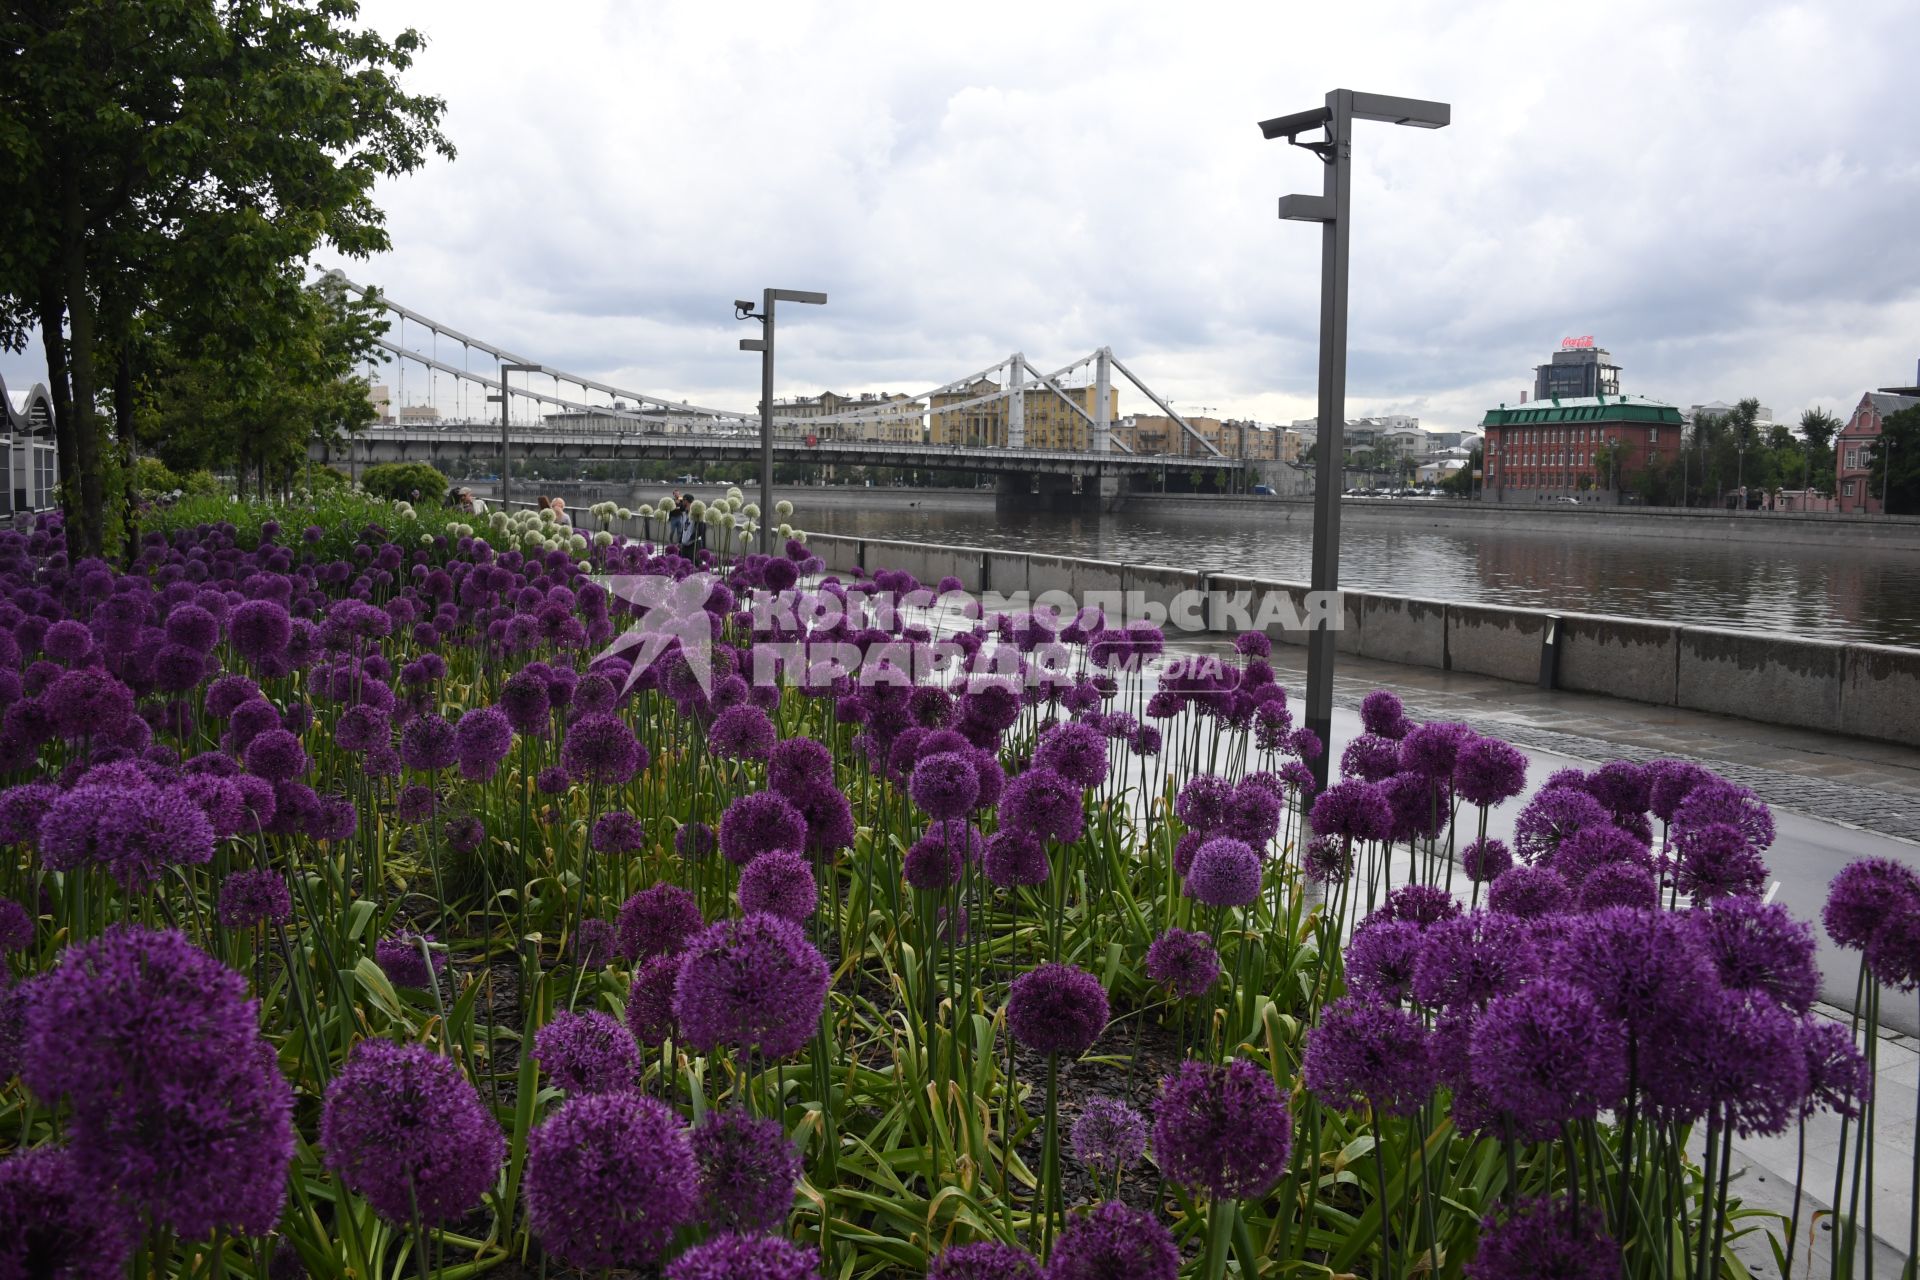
[552, 497, 573, 528]
[666, 499, 690, 551]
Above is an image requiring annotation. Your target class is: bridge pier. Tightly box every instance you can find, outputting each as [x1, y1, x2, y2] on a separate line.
[994, 471, 1123, 515]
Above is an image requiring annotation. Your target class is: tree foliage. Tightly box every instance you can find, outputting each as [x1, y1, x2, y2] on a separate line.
[1865, 406, 1920, 515]
[0, 0, 452, 555]
[361, 462, 447, 506]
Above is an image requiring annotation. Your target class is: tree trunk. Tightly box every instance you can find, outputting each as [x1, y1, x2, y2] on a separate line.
[35, 274, 72, 524]
[114, 324, 137, 567]
[59, 170, 102, 557]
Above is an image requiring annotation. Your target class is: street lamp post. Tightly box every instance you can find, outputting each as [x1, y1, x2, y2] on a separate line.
[494, 362, 542, 509]
[1261, 90, 1449, 791]
[737, 289, 828, 553]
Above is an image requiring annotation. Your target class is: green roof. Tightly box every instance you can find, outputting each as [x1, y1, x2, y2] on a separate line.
[1480, 395, 1683, 428]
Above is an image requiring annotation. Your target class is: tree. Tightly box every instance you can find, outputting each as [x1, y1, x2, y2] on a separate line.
[0, 1, 452, 555]
[1592, 440, 1630, 493]
[362, 462, 447, 506]
[1440, 445, 1481, 497]
[1865, 406, 1920, 515]
[1799, 407, 1841, 492]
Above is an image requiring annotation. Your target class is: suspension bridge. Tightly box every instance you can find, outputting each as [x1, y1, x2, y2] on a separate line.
[316, 272, 1244, 511]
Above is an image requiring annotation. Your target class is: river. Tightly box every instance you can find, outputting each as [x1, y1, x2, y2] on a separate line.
[781, 491, 1920, 648]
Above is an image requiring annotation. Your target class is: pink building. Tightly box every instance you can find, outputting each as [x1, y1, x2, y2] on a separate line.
[1836, 387, 1919, 514]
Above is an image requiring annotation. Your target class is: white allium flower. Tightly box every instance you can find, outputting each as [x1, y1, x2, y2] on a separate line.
[616, 507, 632, 520]
[568, 534, 588, 553]
[593, 530, 613, 547]
[774, 500, 793, 518]
[742, 503, 760, 519]
[726, 486, 744, 503]
[489, 512, 509, 530]
[577, 559, 592, 572]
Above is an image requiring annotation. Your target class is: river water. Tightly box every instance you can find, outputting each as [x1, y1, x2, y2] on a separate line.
[790, 494, 1920, 648]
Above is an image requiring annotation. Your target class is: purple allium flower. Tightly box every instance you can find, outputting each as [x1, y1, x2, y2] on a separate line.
[1486, 865, 1572, 919]
[1800, 1018, 1872, 1119]
[1692, 897, 1819, 1013]
[0, 899, 33, 954]
[1070, 1096, 1149, 1178]
[229, 599, 293, 664]
[1145, 928, 1220, 1000]
[1587, 760, 1653, 816]
[534, 764, 572, 795]
[534, 1009, 640, 1095]
[243, 728, 308, 783]
[710, 704, 777, 763]
[1466, 1197, 1619, 1280]
[1643, 987, 1808, 1135]
[616, 883, 704, 961]
[205, 674, 260, 720]
[499, 669, 551, 736]
[738, 849, 816, 922]
[43, 618, 94, 663]
[451, 707, 513, 781]
[1225, 779, 1283, 846]
[1308, 779, 1392, 843]
[218, 869, 292, 930]
[1184, 835, 1262, 908]
[1027, 1208, 1172, 1280]
[910, 751, 981, 820]
[1673, 781, 1774, 853]
[1565, 907, 1718, 1026]
[444, 814, 483, 854]
[1397, 721, 1470, 780]
[562, 713, 645, 786]
[375, 930, 444, 989]
[1824, 858, 1920, 951]
[1374, 884, 1463, 930]
[1863, 887, 1920, 993]
[1461, 837, 1514, 883]
[0, 1145, 135, 1279]
[49, 782, 217, 891]
[1152, 1057, 1293, 1199]
[627, 953, 682, 1045]
[675, 820, 717, 860]
[1302, 833, 1350, 884]
[690, 1107, 803, 1233]
[1340, 731, 1403, 782]
[1343, 918, 1425, 1004]
[21, 925, 293, 1238]
[1513, 786, 1611, 866]
[927, 1241, 1043, 1280]
[573, 918, 617, 968]
[1452, 738, 1528, 808]
[768, 736, 834, 793]
[665, 1233, 820, 1280]
[399, 713, 457, 772]
[1579, 862, 1660, 913]
[0, 783, 58, 845]
[720, 791, 807, 867]
[523, 1090, 697, 1270]
[588, 810, 644, 856]
[984, 828, 1049, 888]
[1548, 823, 1649, 887]
[674, 914, 830, 1060]
[164, 603, 221, 654]
[1469, 979, 1626, 1136]
[1303, 996, 1436, 1116]
[1032, 720, 1109, 789]
[1410, 911, 1541, 1012]
[1672, 823, 1768, 901]
[1359, 689, 1410, 739]
[1647, 759, 1717, 822]
[998, 768, 1084, 842]
[1174, 774, 1233, 832]
[320, 1038, 504, 1227]
[1006, 962, 1108, 1057]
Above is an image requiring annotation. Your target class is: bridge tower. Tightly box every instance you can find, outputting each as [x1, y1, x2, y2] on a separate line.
[1093, 347, 1112, 454]
[1007, 355, 1025, 449]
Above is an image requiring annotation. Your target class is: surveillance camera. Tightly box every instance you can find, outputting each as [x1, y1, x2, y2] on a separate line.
[734, 300, 756, 315]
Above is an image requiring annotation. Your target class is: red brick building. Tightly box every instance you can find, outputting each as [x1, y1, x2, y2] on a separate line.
[1835, 390, 1919, 514]
[1479, 395, 1685, 502]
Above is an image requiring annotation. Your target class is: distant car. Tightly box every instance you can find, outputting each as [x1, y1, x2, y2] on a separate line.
[1251, 483, 1276, 496]
[1553, 495, 1580, 505]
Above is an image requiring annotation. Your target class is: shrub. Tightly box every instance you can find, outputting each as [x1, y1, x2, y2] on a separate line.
[361, 462, 448, 506]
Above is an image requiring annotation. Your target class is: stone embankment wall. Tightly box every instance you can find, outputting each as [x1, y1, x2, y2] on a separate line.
[792, 532, 1920, 748]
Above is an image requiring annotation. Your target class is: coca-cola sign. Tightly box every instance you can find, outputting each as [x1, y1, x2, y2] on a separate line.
[1561, 335, 1596, 350]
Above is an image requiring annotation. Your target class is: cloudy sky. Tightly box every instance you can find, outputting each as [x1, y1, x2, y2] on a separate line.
[10, 0, 1920, 431]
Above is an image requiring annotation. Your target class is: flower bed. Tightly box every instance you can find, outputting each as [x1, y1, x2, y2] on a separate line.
[0, 494, 1901, 1278]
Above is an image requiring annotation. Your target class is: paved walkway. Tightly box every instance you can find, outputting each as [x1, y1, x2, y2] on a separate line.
[1259, 646, 1920, 845]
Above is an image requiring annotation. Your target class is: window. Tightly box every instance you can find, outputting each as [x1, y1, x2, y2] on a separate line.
[1651, 428, 1658, 444]
[1844, 480, 1857, 496]
[1845, 448, 1858, 470]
